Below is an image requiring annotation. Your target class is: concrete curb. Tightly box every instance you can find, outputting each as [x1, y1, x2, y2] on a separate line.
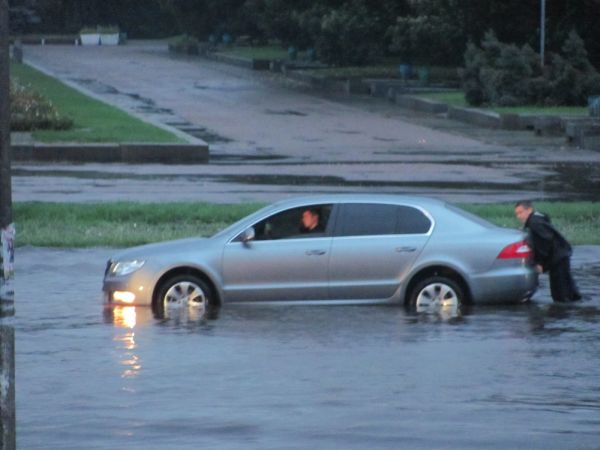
[206, 52, 271, 70]
[283, 70, 347, 92]
[447, 106, 506, 128]
[395, 95, 448, 114]
[446, 105, 565, 131]
[11, 142, 209, 164]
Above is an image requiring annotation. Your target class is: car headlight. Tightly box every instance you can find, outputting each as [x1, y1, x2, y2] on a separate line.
[109, 259, 145, 276]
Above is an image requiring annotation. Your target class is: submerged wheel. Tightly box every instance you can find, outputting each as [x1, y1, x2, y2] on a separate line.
[154, 274, 215, 315]
[409, 276, 464, 314]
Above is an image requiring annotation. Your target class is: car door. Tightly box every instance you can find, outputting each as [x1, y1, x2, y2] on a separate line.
[328, 203, 432, 300]
[222, 204, 334, 302]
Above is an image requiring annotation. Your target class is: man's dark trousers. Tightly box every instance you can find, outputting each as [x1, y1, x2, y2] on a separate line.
[549, 257, 581, 302]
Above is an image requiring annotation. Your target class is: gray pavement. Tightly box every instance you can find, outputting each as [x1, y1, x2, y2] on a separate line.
[14, 41, 600, 203]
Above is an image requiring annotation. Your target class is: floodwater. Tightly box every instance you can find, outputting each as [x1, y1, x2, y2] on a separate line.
[13, 247, 600, 449]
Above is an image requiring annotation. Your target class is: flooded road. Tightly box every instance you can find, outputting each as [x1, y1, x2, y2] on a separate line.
[14, 247, 600, 449]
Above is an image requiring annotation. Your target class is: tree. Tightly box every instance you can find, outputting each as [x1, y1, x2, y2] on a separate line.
[312, 1, 383, 66]
[545, 30, 600, 105]
[462, 30, 600, 107]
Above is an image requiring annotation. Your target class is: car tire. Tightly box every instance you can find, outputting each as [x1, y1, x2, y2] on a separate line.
[154, 274, 215, 315]
[408, 276, 464, 314]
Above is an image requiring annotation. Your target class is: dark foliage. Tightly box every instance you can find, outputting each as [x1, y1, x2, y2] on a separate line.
[462, 30, 600, 107]
[7, 0, 600, 69]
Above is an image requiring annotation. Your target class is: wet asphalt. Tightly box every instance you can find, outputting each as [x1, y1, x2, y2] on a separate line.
[15, 41, 600, 204]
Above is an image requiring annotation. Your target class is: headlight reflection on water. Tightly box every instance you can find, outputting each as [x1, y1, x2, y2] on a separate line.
[112, 306, 142, 378]
[113, 305, 137, 329]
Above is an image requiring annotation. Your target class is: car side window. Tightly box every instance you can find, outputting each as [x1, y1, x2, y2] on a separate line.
[396, 206, 432, 234]
[251, 204, 333, 241]
[334, 203, 432, 237]
[335, 203, 398, 237]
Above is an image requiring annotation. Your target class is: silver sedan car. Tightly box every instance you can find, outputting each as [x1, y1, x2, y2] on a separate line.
[103, 195, 538, 314]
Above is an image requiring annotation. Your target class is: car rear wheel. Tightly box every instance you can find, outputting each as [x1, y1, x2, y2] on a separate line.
[409, 276, 464, 314]
[154, 274, 215, 316]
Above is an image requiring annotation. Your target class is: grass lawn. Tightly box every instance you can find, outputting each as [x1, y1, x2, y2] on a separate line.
[15, 202, 264, 247]
[14, 201, 600, 248]
[461, 202, 599, 246]
[418, 91, 588, 115]
[10, 63, 183, 143]
[419, 91, 468, 107]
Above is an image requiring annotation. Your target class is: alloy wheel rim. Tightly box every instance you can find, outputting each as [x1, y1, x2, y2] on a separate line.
[163, 281, 206, 309]
[415, 283, 459, 313]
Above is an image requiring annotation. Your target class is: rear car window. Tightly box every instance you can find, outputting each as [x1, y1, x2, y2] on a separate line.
[335, 203, 432, 237]
[397, 205, 432, 234]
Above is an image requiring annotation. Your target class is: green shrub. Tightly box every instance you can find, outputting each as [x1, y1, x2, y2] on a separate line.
[462, 41, 486, 106]
[10, 80, 73, 131]
[462, 30, 600, 107]
[544, 31, 600, 105]
[79, 26, 98, 34]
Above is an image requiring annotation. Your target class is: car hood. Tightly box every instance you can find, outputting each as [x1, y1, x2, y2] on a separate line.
[109, 237, 212, 261]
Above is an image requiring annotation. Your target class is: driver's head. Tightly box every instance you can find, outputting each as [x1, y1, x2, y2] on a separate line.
[301, 209, 320, 230]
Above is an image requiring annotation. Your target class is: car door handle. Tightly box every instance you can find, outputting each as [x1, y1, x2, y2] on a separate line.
[306, 249, 327, 256]
[396, 246, 417, 253]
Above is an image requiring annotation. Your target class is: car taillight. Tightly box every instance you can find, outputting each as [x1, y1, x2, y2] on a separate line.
[497, 240, 532, 259]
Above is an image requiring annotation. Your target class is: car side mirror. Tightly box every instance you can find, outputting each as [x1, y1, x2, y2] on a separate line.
[241, 227, 255, 244]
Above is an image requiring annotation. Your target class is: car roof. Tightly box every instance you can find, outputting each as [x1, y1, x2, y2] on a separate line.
[268, 194, 447, 210]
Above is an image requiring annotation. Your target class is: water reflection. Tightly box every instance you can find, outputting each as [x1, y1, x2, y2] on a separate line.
[525, 301, 600, 336]
[112, 305, 138, 329]
[153, 302, 220, 327]
[106, 306, 143, 378]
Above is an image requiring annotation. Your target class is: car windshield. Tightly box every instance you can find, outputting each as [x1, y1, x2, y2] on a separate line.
[210, 204, 274, 239]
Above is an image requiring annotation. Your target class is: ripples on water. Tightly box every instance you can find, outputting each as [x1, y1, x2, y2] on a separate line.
[13, 249, 600, 449]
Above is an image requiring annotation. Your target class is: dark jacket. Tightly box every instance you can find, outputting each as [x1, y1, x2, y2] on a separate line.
[524, 211, 572, 271]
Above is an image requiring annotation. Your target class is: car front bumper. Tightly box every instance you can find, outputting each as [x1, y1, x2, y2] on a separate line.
[103, 266, 156, 306]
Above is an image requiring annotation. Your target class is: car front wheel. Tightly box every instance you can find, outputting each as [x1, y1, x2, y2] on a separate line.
[154, 274, 215, 314]
[408, 276, 464, 314]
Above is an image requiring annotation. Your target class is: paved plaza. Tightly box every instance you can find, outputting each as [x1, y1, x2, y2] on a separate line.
[13, 41, 600, 204]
